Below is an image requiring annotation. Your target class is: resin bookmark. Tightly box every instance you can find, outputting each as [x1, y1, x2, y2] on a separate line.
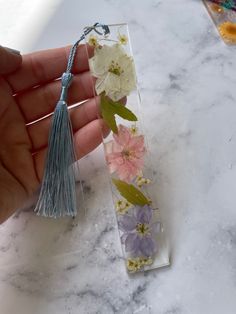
[84, 23, 170, 273]
[203, 0, 236, 44]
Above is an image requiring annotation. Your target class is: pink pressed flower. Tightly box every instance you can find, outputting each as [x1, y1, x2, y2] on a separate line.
[105, 125, 146, 182]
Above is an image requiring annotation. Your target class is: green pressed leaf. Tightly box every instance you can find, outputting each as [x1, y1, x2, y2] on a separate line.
[104, 111, 118, 133]
[100, 94, 138, 134]
[109, 100, 138, 122]
[112, 179, 150, 206]
[100, 95, 118, 133]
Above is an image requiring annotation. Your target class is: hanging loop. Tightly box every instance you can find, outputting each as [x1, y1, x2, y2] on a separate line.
[85, 23, 110, 36]
[66, 23, 110, 73]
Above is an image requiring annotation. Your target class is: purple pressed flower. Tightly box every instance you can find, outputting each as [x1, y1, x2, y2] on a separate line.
[118, 205, 160, 257]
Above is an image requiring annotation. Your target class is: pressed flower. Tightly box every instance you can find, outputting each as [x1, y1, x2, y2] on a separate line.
[222, 0, 236, 10]
[89, 44, 136, 101]
[127, 257, 154, 272]
[141, 257, 153, 266]
[130, 125, 138, 136]
[218, 21, 236, 43]
[210, 3, 224, 13]
[118, 33, 128, 45]
[88, 34, 99, 47]
[126, 257, 153, 272]
[116, 199, 132, 214]
[136, 175, 151, 188]
[126, 258, 141, 272]
[105, 125, 146, 182]
[118, 205, 160, 257]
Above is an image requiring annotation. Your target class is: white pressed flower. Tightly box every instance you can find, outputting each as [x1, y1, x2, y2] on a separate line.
[89, 44, 136, 102]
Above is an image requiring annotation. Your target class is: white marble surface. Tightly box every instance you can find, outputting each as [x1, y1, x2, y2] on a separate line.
[0, 0, 236, 313]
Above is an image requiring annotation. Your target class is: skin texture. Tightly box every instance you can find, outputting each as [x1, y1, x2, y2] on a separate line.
[0, 45, 107, 224]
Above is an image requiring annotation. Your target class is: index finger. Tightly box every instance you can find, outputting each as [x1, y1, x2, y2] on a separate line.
[0, 46, 22, 75]
[5, 44, 93, 94]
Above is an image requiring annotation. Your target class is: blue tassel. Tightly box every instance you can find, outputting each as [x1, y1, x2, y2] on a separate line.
[34, 23, 110, 218]
[35, 73, 77, 218]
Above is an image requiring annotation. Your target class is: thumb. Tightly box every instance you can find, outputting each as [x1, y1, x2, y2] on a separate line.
[0, 45, 22, 75]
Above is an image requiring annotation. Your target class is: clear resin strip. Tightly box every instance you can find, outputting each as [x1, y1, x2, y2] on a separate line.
[203, 0, 236, 44]
[84, 23, 169, 273]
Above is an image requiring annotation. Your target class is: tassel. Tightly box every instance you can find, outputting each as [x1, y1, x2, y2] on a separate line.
[34, 23, 110, 218]
[35, 73, 77, 218]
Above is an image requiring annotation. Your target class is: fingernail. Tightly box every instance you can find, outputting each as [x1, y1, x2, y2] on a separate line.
[3, 46, 21, 55]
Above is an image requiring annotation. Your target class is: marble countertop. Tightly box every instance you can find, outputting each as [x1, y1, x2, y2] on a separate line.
[0, 0, 236, 313]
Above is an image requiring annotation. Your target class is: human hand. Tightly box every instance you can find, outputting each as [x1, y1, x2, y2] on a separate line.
[0, 45, 106, 223]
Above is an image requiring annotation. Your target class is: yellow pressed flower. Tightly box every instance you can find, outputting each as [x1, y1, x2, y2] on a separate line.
[126, 257, 153, 272]
[126, 259, 141, 272]
[118, 34, 128, 45]
[141, 257, 153, 266]
[130, 125, 138, 136]
[115, 199, 131, 214]
[88, 34, 99, 47]
[136, 175, 151, 188]
[218, 21, 236, 44]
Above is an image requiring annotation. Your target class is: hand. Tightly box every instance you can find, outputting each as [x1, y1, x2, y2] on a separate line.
[0, 45, 106, 223]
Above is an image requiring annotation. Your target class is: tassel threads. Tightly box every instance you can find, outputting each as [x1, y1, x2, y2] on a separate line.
[35, 73, 77, 218]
